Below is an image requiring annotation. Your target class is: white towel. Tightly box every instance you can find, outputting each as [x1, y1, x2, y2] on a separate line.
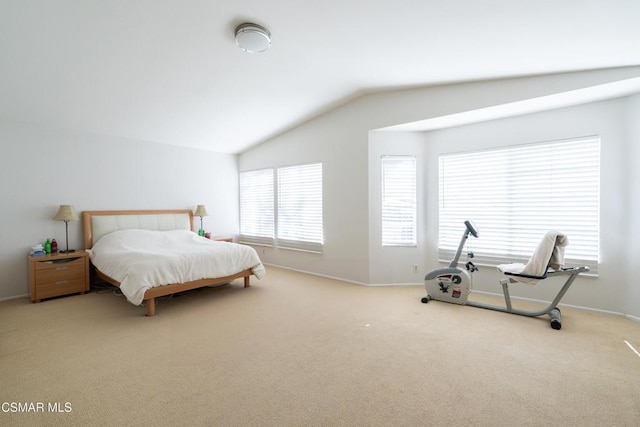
[497, 231, 568, 285]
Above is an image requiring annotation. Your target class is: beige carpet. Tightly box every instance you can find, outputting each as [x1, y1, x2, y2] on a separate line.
[1, 266, 639, 426]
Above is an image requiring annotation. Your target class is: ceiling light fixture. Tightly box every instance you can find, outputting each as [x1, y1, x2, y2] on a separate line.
[235, 23, 271, 53]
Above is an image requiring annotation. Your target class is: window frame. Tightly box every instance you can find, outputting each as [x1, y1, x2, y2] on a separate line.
[239, 168, 275, 247]
[381, 155, 417, 247]
[438, 137, 600, 274]
[277, 162, 324, 253]
[239, 162, 324, 253]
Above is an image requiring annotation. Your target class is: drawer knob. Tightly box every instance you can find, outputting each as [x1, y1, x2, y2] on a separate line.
[56, 280, 68, 285]
[56, 267, 67, 271]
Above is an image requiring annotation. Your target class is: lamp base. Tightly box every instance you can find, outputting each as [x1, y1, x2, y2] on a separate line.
[59, 249, 76, 253]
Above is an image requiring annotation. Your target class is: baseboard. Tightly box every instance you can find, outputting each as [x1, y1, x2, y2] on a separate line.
[264, 263, 427, 287]
[365, 282, 424, 287]
[625, 313, 640, 323]
[263, 263, 369, 286]
[265, 264, 640, 320]
[471, 290, 625, 317]
[0, 294, 29, 303]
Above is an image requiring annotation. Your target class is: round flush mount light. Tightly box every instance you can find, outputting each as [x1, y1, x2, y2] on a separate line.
[235, 23, 271, 53]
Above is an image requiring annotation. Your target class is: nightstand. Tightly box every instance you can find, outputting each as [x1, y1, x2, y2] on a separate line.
[29, 251, 90, 302]
[210, 236, 233, 242]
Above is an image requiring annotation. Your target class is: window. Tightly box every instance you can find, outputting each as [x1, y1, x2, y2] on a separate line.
[239, 168, 274, 246]
[239, 163, 324, 253]
[438, 137, 600, 274]
[382, 156, 417, 246]
[277, 163, 324, 252]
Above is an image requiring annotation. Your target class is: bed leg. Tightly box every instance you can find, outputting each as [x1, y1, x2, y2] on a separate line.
[145, 298, 156, 317]
[244, 276, 251, 288]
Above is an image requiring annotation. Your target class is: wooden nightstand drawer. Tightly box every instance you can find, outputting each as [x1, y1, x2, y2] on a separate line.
[29, 251, 89, 302]
[35, 256, 85, 271]
[34, 278, 87, 300]
[36, 263, 85, 285]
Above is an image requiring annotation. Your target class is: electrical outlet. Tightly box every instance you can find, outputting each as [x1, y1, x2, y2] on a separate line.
[413, 264, 419, 273]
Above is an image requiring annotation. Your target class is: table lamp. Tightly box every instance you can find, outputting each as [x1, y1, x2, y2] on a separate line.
[194, 205, 208, 236]
[53, 205, 79, 253]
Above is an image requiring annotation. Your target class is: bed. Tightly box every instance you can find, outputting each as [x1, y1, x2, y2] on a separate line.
[83, 209, 265, 316]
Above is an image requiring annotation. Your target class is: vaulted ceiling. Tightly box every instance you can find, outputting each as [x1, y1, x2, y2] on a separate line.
[1, 0, 639, 153]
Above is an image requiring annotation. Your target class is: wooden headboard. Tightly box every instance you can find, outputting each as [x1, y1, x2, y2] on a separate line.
[82, 209, 195, 249]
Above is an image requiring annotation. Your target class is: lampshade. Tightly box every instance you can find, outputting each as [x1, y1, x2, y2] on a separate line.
[53, 205, 79, 221]
[194, 205, 208, 217]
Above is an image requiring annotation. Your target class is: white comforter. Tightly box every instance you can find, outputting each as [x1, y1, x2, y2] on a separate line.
[89, 229, 265, 305]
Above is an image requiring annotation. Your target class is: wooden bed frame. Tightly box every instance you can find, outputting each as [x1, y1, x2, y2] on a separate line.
[82, 209, 253, 316]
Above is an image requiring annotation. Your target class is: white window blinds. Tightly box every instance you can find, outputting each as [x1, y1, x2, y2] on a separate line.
[239, 168, 274, 246]
[277, 163, 324, 253]
[382, 156, 417, 246]
[438, 137, 600, 274]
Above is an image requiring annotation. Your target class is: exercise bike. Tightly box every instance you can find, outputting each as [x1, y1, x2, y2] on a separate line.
[421, 220, 589, 330]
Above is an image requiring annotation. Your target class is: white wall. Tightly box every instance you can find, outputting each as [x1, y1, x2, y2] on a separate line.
[238, 103, 371, 284]
[0, 121, 239, 300]
[5, 70, 638, 314]
[240, 67, 640, 290]
[625, 93, 640, 320]
[367, 131, 427, 285]
[368, 96, 638, 315]
[414, 98, 629, 313]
